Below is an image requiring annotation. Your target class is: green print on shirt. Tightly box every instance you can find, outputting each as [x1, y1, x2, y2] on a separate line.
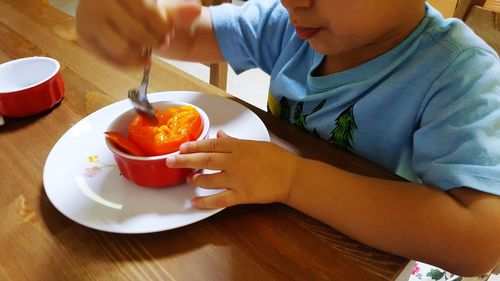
[276, 98, 357, 149]
[329, 105, 357, 150]
[278, 97, 326, 129]
[293, 100, 326, 129]
[279, 97, 291, 121]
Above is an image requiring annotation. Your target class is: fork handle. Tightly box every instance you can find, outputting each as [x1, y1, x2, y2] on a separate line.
[139, 47, 152, 93]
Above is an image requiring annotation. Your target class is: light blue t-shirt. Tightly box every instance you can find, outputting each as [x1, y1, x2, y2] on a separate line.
[210, 0, 500, 195]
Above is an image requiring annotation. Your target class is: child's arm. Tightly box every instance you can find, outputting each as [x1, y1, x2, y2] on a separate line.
[156, 7, 225, 63]
[75, 0, 223, 67]
[287, 157, 500, 277]
[166, 130, 500, 277]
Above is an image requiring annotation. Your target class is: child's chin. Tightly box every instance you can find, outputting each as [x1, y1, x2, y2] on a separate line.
[309, 39, 357, 58]
[308, 41, 334, 55]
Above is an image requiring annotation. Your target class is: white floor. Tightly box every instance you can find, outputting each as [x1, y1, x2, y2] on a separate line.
[50, 0, 269, 110]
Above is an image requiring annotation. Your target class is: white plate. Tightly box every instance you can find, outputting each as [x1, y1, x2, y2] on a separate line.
[43, 91, 270, 233]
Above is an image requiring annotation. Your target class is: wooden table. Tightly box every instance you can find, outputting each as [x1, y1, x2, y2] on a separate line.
[0, 0, 409, 280]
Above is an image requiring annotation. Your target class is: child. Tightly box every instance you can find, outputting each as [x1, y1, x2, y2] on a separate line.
[75, 0, 500, 276]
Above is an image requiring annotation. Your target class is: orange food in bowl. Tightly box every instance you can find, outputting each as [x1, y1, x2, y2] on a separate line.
[106, 105, 203, 156]
[104, 101, 210, 188]
[104, 131, 146, 156]
[128, 106, 202, 156]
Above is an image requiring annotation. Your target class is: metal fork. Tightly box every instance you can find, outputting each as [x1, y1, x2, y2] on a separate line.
[128, 47, 158, 123]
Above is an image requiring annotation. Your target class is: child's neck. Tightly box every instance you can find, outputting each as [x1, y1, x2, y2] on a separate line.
[315, 8, 426, 76]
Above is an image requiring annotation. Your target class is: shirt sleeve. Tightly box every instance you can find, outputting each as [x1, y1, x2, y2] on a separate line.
[209, 0, 293, 74]
[413, 46, 500, 195]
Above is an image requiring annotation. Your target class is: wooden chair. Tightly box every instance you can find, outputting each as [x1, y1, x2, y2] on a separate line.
[454, 0, 500, 53]
[202, 0, 231, 90]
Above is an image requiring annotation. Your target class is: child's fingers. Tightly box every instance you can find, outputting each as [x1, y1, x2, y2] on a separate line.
[163, 1, 202, 29]
[191, 190, 237, 209]
[179, 136, 234, 154]
[120, 0, 172, 39]
[187, 172, 228, 189]
[216, 130, 229, 138]
[166, 152, 228, 170]
[107, 1, 161, 47]
[76, 0, 163, 67]
[93, 24, 144, 67]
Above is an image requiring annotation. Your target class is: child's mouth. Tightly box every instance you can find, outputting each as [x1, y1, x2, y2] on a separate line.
[295, 27, 320, 40]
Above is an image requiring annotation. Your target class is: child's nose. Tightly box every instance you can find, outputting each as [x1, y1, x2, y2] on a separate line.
[281, 0, 313, 9]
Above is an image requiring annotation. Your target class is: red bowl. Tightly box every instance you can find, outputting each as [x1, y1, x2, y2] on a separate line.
[0, 57, 65, 118]
[105, 101, 210, 188]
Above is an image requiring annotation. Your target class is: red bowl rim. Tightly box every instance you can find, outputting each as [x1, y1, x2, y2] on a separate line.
[105, 101, 210, 161]
[0, 56, 60, 94]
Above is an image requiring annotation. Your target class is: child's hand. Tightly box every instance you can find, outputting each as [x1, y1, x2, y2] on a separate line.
[166, 130, 300, 209]
[75, 0, 201, 67]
